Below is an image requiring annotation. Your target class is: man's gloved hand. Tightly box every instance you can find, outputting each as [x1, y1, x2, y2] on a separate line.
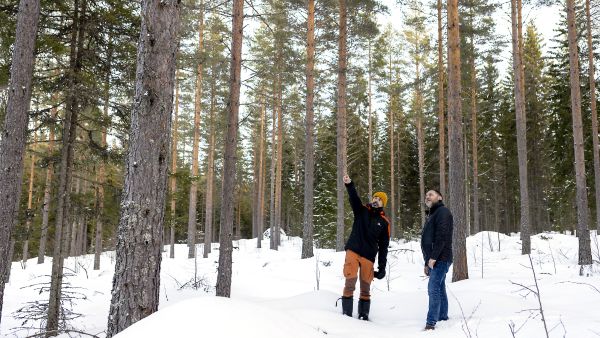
[374, 269, 386, 279]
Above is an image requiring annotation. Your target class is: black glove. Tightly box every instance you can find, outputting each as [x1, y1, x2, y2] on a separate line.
[374, 269, 386, 279]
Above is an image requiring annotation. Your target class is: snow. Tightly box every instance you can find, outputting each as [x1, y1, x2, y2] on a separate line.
[2, 232, 600, 338]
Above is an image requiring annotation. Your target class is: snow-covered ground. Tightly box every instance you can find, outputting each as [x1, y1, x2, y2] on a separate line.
[2, 231, 600, 337]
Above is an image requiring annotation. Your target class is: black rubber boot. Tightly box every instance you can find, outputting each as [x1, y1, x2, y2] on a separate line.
[341, 296, 353, 317]
[358, 299, 370, 320]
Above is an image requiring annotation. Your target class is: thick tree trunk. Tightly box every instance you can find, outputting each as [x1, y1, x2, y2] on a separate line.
[447, 0, 468, 282]
[511, 0, 531, 254]
[22, 129, 37, 267]
[566, 0, 593, 270]
[215, 0, 243, 297]
[38, 105, 57, 264]
[0, 0, 40, 320]
[336, 0, 348, 252]
[46, 1, 85, 333]
[105, 0, 180, 335]
[188, 4, 204, 259]
[169, 71, 180, 259]
[302, 0, 316, 259]
[585, 0, 600, 233]
[437, 0, 446, 198]
[203, 77, 216, 258]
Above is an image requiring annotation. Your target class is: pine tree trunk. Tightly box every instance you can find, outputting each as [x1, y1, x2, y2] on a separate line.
[566, 0, 593, 269]
[188, 4, 204, 259]
[169, 71, 179, 259]
[415, 51, 425, 227]
[0, 0, 40, 320]
[368, 41, 373, 198]
[447, 0, 468, 282]
[302, 0, 316, 259]
[215, 0, 243, 297]
[511, 0, 531, 254]
[257, 100, 266, 249]
[274, 66, 283, 249]
[389, 53, 397, 238]
[38, 105, 57, 264]
[203, 77, 216, 258]
[105, 0, 180, 335]
[470, 44, 480, 235]
[269, 98, 277, 248]
[47, 1, 85, 332]
[70, 176, 81, 257]
[22, 129, 37, 267]
[336, 0, 348, 252]
[437, 0, 446, 198]
[396, 121, 402, 235]
[585, 0, 600, 233]
[95, 40, 112, 269]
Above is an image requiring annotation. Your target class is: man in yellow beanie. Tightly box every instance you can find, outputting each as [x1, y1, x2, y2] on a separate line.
[339, 174, 390, 321]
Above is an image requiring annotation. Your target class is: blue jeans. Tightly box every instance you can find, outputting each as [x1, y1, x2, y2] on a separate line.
[426, 260, 451, 326]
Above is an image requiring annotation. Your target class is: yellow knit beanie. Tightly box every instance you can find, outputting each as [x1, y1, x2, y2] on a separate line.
[373, 192, 388, 207]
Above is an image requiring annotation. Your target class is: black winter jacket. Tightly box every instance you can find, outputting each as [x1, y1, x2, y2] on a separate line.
[344, 182, 390, 270]
[421, 201, 453, 266]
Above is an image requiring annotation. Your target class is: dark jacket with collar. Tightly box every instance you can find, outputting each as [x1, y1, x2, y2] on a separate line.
[421, 201, 453, 266]
[344, 182, 390, 270]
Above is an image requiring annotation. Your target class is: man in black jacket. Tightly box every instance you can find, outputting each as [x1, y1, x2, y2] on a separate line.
[420, 189, 453, 330]
[340, 175, 390, 321]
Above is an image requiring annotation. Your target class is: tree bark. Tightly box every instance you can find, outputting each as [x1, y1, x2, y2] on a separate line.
[203, 75, 216, 258]
[511, 0, 531, 254]
[414, 39, 425, 227]
[336, 0, 348, 252]
[273, 57, 284, 249]
[22, 127, 37, 267]
[437, 0, 446, 198]
[188, 3, 204, 259]
[470, 38, 480, 235]
[215, 0, 243, 297]
[70, 176, 81, 257]
[46, 0, 85, 333]
[38, 105, 57, 264]
[169, 70, 180, 259]
[389, 53, 397, 238]
[447, 0, 468, 282]
[585, 0, 600, 233]
[257, 99, 266, 248]
[105, 0, 180, 335]
[302, 0, 316, 259]
[94, 40, 112, 269]
[0, 0, 40, 320]
[269, 98, 276, 248]
[368, 41, 373, 198]
[566, 0, 593, 269]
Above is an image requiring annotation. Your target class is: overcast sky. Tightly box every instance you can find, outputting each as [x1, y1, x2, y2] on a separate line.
[379, 0, 562, 76]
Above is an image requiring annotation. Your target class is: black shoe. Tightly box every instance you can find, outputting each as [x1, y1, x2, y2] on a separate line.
[340, 296, 353, 317]
[357, 299, 370, 320]
[424, 324, 435, 330]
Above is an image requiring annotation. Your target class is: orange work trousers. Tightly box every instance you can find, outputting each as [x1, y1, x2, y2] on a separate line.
[342, 250, 374, 300]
